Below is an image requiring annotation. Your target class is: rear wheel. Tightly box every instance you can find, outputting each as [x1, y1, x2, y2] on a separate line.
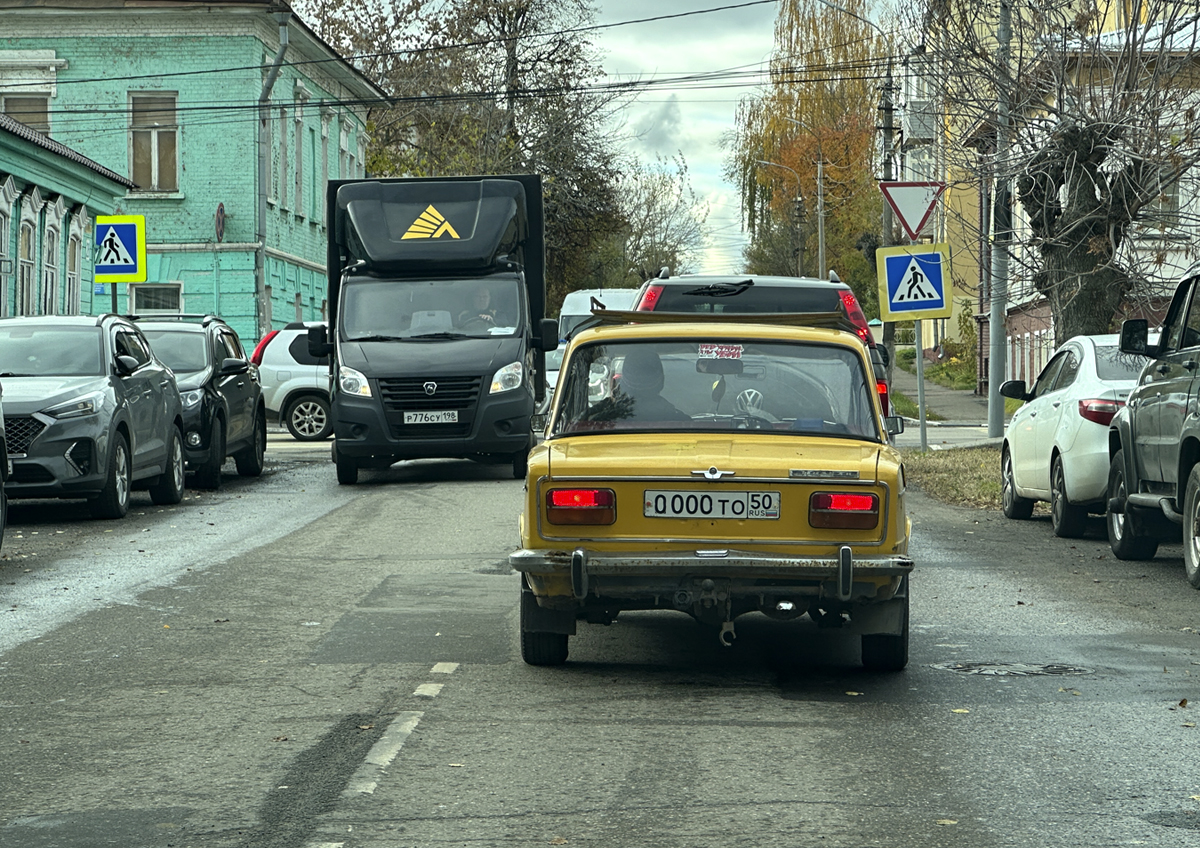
[520, 590, 569, 666]
[1001, 448, 1034, 520]
[235, 408, 267, 476]
[334, 443, 358, 485]
[861, 592, 909, 672]
[90, 433, 131, 519]
[1107, 449, 1158, 560]
[149, 428, 185, 505]
[1050, 455, 1088, 538]
[285, 394, 333, 441]
[193, 417, 224, 490]
[1182, 466, 1200, 588]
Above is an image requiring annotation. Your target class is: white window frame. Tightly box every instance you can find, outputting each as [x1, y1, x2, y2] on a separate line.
[279, 106, 289, 209]
[294, 100, 305, 216]
[130, 92, 179, 193]
[1, 93, 51, 133]
[0, 174, 16, 316]
[129, 282, 182, 314]
[17, 186, 43, 316]
[320, 109, 332, 224]
[42, 225, 59, 315]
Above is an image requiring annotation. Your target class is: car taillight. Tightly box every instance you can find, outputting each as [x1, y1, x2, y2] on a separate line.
[636, 284, 663, 311]
[838, 290, 873, 345]
[876, 380, 890, 416]
[809, 491, 879, 529]
[1078, 398, 1124, 426]
[546, 488, 617, 525]
[250, 329, 280, 366]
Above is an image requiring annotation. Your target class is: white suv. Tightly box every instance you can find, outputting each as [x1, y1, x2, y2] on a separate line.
[251, 321, 332, 440]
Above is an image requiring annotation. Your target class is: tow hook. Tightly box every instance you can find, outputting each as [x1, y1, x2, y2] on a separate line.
[719, 620, 737, 647]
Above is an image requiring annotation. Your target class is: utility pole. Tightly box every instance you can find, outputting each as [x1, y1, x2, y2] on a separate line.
[817, 159, 826, 278]
[987, 0, 1013, 438]
[794, 194, 806, 276]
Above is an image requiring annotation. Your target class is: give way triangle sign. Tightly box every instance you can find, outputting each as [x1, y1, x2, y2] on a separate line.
[879, 181, 946, 241]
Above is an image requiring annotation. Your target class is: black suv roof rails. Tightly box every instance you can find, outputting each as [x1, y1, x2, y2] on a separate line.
[126, 313, 225, 327]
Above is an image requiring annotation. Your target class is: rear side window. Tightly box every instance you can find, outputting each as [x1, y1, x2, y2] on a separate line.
[288, 333, 329, 366]
[1095, 346, 1147, 380]
[648, 283, 842, 314]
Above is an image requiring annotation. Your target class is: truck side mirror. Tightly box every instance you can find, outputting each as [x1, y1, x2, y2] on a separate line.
[537, 318, 558, 352]
[308, 324, 333, 358]
[1120, 319, 1151, 357]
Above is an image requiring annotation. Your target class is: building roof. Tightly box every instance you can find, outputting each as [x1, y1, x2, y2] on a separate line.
[0, 112, 136, 188]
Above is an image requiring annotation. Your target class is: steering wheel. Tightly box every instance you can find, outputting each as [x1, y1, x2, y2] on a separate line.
[459, 316, 493, 332]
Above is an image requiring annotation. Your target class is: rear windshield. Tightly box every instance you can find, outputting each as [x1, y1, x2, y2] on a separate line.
[142, 330, 210, 373]
[550, 338, 879, 440]
[0, 325, 104, 377]
[643, 281, 842, 314]
[1095, 345, 1147, 381]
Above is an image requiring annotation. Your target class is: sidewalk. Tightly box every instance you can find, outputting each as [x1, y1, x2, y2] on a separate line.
[889, 365, 1005, 451]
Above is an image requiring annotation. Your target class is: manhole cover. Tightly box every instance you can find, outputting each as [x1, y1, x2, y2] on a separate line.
[931, 661, 1094, 676]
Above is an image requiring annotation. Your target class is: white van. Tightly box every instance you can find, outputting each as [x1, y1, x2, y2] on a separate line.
[558, 288, 637, 340]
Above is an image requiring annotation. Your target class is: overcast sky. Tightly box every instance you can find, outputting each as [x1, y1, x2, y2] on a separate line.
[591, 1, 779, 275]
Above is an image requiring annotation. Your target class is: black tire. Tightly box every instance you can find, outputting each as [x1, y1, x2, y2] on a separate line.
[520, 590, 569, 666]
[1107, 449, 1159, 560]
[861, 592, 909, 672]
[1, 489, 7, 551]
[1050, 454, 1088, 538]
[334, 443, 358, 485]
[89, 432, 131, 519]
[1182, 465, 1200, 589]
[149, 427, 186, 505]
[192, 417, 224, 490]
[1001, 447, 1034, 520]
[235, 408, 267, 477]
[284, 394, 333, 441]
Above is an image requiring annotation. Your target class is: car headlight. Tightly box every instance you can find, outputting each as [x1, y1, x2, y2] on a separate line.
[490, 361, 523, 394]
[339, 365, 372, 397]
[44, 391, 106, 420]
[180, 389, 204, 409]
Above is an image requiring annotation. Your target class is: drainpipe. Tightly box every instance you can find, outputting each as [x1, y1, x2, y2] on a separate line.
[256, 11, 290, 340]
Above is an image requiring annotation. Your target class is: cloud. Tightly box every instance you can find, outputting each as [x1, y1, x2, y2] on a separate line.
[630, 95, 683, 155]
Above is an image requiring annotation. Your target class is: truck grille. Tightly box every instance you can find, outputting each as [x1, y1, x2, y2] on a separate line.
[378, 376, 482, 411]
[4, 417, 46, 456]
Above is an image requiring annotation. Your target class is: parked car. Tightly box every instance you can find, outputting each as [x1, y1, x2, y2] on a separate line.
[511, 309, 912, 668]
[136, 315, 266, 489]
[629, 273, 892, 414]
[0, 315, 185, 518]
[998, 334, 1147, 538]
[558, 288, 637, 340]
[251, 321, 332, 441]
[1107, 262, 1200, 582]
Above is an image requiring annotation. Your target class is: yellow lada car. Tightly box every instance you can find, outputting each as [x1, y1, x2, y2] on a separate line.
[510, 311, 913, 669]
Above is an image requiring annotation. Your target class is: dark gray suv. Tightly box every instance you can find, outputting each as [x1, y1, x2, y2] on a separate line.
[0, 315, 185, 518]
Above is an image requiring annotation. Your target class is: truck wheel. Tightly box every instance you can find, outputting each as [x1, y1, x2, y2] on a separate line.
[1050, 455, 1087, 538]
[1001, 448, 1034, 520]
[149, 427, 186, 505]
[235, 409, 267, 477]
[334, 444, 358, 485]
[192, 418, 224, 490]
[520, 590, 568, 666]
[1107, 449, 1158, 560]
[285, 394, 333, 441]
[861, 593, 909, 672]
[1182, 466, 1200, 588]
[89, 433, 131, 519]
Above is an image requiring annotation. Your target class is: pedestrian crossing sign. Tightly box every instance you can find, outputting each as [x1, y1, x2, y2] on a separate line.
[94, 215, 146, 283]
[876, 243, 952, 321]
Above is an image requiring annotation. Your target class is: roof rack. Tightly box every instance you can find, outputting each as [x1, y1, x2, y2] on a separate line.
[125, 313, 225, 327]
[581, 308, 859, 335]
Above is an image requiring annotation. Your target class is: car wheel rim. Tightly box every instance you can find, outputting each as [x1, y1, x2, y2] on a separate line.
[1188, 492, 1200, 575]
[1110, 471, 1126, 542]
[172, 437, 184, 491]
[115, 444, 129, 507]
[1002, 454, 1014, 511]
[294, 402, 326, 437]
[256, 417, 265, 459]
[1052, 463, 1064, 526]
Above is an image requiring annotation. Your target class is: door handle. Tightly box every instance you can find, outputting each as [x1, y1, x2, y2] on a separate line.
[1157, 363, 1171, 374]
[1186, 360, 1197, 371]
[1051, 401, 1061, 408]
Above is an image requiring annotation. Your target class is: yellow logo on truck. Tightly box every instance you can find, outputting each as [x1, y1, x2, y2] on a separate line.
[402, 205, 460, 240]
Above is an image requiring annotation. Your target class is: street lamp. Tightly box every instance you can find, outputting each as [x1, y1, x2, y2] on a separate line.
[755, 159, 804, 277]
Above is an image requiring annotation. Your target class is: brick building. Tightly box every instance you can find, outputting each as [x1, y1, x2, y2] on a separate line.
[0, 0, 384, 342]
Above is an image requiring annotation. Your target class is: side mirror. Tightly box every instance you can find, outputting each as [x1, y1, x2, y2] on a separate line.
[530, 412, 548, 432]
[876, 343, 891, 369]
[884, 416, 905, 436]
[1120, 319, 1151, 356]
[115, 355, 140, 376]
[308, 324, 334, 358]
[220, 357, 250, 376]
[537, 318, 558, 352]
[998, 379, 1029, 401]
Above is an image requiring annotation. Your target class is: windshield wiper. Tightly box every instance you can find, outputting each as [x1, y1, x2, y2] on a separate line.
[346, 334, 406, 342]
[683, 279, 754, 297]
[408, 332, 470, 340]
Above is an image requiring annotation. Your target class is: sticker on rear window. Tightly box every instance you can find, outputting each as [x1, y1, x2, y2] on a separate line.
[697, 343, 743, 360]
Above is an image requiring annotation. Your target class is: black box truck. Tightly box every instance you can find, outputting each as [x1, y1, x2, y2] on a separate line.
[308, 175, 557, 484]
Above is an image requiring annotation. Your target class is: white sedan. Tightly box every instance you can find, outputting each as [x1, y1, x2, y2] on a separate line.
[999, 334, 1147, 537]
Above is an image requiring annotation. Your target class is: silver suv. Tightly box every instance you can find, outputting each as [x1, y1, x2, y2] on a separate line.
[251, 321, 332, 440]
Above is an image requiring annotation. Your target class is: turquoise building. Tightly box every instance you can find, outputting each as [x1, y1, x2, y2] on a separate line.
[0, 0, 384, 343]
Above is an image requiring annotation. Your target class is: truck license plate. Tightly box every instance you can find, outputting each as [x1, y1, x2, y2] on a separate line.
[643, 490, 780, 519]
[404, 410, 459, 424]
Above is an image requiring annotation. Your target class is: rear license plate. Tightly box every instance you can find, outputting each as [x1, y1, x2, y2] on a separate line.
[643, 490, 780, 519]
[404, 410, 459, 424]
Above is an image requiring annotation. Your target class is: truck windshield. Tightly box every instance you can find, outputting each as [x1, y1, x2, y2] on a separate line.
[340, 278, 524, 341]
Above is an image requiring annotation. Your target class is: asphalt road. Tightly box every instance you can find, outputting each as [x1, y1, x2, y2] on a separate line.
[2, 434, 1200, 847]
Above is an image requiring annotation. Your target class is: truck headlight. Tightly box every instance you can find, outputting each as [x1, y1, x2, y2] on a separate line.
[490, 361, 523, 394]
[339, 365, 372, 397]
[180, 389, 204, 409]
[44, 391, 106, 420]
